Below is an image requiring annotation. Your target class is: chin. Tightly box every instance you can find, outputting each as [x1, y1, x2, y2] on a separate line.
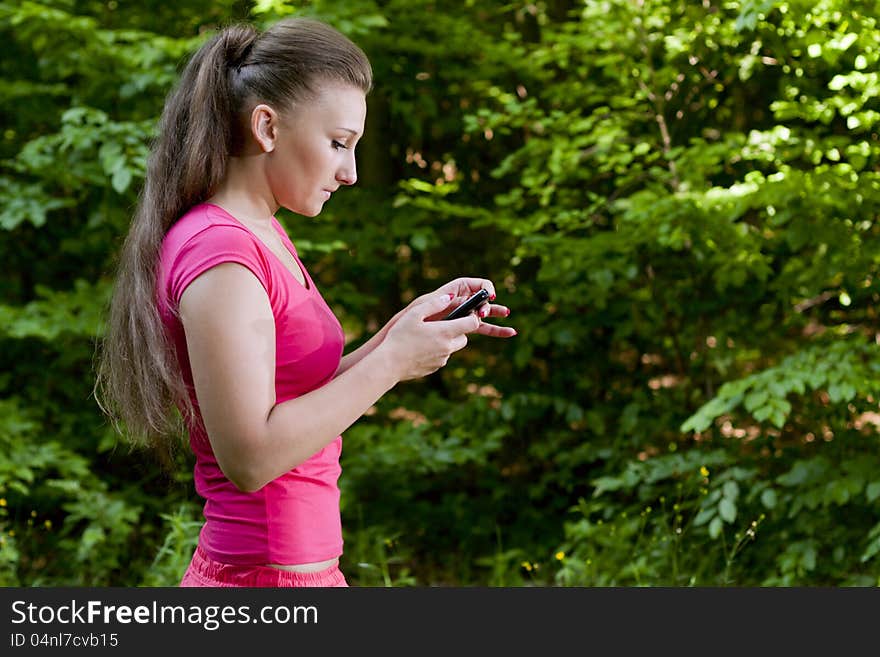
[308, 199, 330, 217]
[286, 202, 323, 218]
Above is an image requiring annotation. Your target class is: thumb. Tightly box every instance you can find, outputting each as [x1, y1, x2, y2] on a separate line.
[415, 292, 454, 320]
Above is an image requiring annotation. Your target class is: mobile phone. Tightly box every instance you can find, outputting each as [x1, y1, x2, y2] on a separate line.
[444, 289, 491, 320]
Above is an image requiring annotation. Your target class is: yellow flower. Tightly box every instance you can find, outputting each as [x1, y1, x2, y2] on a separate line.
[555, 551, 565, 561]
[521, 561, 533, 571]
[700, 466, 709, 477]
[44, 520, 52, 530]
[0, 498, 6, 507]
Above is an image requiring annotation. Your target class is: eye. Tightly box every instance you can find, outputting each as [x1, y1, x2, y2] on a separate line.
[331, 140, 348, 151]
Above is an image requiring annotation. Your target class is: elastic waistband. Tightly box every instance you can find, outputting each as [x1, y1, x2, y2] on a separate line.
[189, 545, 347, 587]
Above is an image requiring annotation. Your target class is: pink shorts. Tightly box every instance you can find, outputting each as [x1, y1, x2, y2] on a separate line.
[179, 545, 348, 587]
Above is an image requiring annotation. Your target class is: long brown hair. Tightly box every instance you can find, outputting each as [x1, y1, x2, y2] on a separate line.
[94, 18, 372, 468]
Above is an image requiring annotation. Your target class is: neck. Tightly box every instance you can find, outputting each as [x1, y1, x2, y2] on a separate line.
[207, 155, 279, 228]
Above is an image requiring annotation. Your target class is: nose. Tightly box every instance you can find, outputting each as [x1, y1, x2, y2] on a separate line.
[336, 152, 357, 186]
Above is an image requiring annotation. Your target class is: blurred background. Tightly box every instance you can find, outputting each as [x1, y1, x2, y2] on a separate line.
[1, 0, 879, 586]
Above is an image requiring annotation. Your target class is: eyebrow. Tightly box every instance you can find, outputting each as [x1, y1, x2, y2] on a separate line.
[336, 127, 360, 137]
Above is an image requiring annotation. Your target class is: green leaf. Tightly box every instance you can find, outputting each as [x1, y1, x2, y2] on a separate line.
[693, 506, 716, 527]
[591, 476, 625, 497]
[719, 498, 737, 524]
[111, 167, 132, 194]
[744, 389, 769, 412]
[722, 480, 740, 501]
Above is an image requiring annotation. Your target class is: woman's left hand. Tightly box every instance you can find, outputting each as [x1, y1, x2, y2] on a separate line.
[413, 277, 517, 338]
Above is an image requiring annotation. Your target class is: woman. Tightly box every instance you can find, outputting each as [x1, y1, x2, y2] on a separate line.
[95, 17, 515, 587]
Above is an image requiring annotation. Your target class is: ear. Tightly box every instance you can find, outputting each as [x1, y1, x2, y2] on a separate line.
[250, 104, 279, 153]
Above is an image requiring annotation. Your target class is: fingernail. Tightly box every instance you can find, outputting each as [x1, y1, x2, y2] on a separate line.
[504, 308, 511, 316]
[448, 293, 454, 299]
[512, 329, 518, 336]
[490, 293, 496, 300]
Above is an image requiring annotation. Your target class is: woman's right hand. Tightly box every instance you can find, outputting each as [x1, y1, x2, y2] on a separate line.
[379, 293, 482, 382]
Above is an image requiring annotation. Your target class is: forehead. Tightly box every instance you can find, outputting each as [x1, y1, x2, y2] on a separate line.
[295, 83, 366, 130]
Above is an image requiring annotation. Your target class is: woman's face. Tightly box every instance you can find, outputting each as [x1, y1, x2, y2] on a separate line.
[266, 82, 367, 217]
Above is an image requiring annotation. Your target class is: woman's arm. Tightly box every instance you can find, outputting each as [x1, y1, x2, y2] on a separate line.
[334, 307, 403, 377]
[179, 263, 478, 492]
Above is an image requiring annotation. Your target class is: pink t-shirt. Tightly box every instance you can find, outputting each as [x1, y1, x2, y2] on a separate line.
[157, 203, 346, 565]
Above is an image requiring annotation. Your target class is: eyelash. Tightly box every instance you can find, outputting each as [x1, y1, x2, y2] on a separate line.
[332, 140, 348, 150]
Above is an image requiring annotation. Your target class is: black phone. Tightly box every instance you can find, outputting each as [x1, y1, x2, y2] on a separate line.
[444, 289, 491, 320]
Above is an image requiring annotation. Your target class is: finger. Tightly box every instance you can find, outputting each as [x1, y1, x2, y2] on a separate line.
[416, 293, 455, 320]
[447, 277, 497, 301]
[480, 303, 510, 319]
[443, 313, 482, 335]
[450, 334, 469, 353]
[473, 323, 518, 338]
[423, 295, 483, 323]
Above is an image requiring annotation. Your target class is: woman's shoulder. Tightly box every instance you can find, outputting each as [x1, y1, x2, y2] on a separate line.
[160, 204, 271, 304]
[164, 203, 250, 249]
[160, 203, 268, 280]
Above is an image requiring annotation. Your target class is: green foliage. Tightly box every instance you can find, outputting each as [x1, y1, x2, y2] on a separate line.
[0, 398, 147, 585]
[138, 504, 202, 587]
[2, 0, 879, 586]
[380, 0, 880, 585]
[682, 338, 880, 432]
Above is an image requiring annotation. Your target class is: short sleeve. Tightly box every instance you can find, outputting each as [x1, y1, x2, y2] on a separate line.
[167, 224, 271, 307]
